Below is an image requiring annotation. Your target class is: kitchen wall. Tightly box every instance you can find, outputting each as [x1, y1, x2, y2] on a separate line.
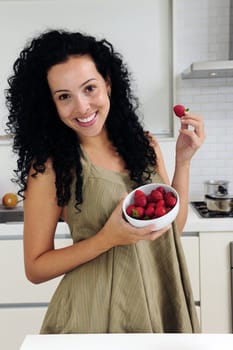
[0, 143, 18, 198]
[0, 0, 233, 201]
[173, 0, 233, 198]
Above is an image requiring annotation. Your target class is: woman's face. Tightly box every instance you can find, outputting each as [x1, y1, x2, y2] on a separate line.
[47, 55, 111, 141]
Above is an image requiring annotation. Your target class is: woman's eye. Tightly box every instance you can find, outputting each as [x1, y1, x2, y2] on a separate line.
[85, 85, 96, 93]
[58, 93, 70, 101]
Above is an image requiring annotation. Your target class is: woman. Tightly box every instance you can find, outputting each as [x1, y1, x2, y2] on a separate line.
[6, 29, 205, 333]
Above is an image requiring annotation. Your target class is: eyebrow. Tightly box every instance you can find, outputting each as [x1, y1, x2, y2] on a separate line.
[53, 78, 97, 95]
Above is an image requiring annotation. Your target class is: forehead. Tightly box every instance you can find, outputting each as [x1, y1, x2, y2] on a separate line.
[47, 55, 102, 87]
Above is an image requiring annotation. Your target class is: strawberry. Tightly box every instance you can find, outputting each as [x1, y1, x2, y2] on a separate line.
[165, 191, 175, 200]
[146, 193, 154, 203]
[126, 204, 136, 216]
[151, 189, 163, 202]
[145, 206, 155, 218]
[134, 190, 145, 198]
[166, 195, 177, 208]
[155, 206, 166, 217]
[156, 186, 166, 195]
[134, 194, 147, 207]
[156, 199, 165, 207]
[147, 202, 156, 208]
[132, 206, 145, 219]
[173, 104, 189, 118]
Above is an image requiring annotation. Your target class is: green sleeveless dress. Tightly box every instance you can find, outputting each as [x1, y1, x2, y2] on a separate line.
[40, 149, 200, 334]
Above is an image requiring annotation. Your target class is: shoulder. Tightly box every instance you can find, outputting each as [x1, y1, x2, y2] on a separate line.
[28, 158, 54, 177]
[145, 131, 159, 153]
[26, 158, 57, 193]
[145, 131, 170, 185]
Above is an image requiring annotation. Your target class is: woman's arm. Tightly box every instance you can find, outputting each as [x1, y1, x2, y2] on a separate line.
[23, 159, 114, 284]
[172, 113, 205, 232]
[23, 159, 168, 284]
[149, 112, 205, 234]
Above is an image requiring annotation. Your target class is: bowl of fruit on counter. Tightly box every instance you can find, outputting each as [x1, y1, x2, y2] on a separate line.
[122, 183, 180, 230]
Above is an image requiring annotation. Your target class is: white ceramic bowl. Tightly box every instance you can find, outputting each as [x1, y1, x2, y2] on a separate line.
[122, 183, 180, 230]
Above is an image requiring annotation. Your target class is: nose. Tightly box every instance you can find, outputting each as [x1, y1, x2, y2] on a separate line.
[74, 95, 90, 116]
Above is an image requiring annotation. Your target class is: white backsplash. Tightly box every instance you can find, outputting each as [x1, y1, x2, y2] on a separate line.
[173, 0, 233, 199]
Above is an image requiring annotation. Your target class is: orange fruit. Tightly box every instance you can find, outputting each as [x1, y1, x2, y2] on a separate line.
[2, 193, 18, 208]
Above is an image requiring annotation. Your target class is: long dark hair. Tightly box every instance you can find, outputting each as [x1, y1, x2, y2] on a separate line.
[5, 29, 157, 208]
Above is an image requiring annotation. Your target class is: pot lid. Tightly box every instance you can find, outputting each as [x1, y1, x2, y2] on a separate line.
[205, 194, 233, 200]
[204, 180, 229, 185]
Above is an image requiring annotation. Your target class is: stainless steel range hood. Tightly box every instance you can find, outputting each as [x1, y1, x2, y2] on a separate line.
[181, 60, 233, 79]
[182, 0, 233, 79]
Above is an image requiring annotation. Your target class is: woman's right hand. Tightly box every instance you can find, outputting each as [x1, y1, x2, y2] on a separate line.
[100, 195, 171, 249]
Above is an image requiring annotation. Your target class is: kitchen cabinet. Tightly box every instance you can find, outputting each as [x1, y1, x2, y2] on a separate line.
[0, 307, 46, 350]
[199, 231, 233, 333]
[181, 234, 201, 323]
[0, 223, 72, 350]
[181, 231, 233, 333]
[182, 206, 233, 333]
[0, 238, 72, 303]
[181, 234, 200, 302]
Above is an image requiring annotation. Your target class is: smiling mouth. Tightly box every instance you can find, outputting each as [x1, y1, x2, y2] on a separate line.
[75, 112, 97, 126]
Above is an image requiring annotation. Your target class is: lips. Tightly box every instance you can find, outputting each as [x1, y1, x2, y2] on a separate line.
[75, 112, 97, 127]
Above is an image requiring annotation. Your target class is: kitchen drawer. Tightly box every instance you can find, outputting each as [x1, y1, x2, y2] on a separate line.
[0, 237, 72, 303]
[181, 235, 200, 301]
[0, 306, 46, 350]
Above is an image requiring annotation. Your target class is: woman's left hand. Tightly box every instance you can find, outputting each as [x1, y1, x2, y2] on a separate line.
[176, 112, 205, 163]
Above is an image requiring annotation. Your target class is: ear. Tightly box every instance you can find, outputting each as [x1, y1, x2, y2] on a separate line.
[105, 75, 111, 96]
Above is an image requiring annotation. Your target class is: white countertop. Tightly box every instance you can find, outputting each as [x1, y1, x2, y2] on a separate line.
[20, 333, 233, 350]
[183, 204, 233, 232]
[0, 221, 70, 238]
[0, 204, 232, 237]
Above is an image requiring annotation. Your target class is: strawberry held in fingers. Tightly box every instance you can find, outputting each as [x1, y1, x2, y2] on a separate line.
[173, 104, 189, 118]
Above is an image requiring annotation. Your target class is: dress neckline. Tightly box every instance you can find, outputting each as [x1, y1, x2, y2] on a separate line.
[80, 145, 130, 179]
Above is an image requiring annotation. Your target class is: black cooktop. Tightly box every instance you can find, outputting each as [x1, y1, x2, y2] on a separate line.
[191, 201, 233, 218]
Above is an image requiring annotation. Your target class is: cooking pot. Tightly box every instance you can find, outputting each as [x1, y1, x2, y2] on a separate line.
[205, 194, 233, 213]
[204, 180, 229, 197]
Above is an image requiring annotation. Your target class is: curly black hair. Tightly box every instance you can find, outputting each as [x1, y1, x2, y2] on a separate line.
[5, 29, 157, 208]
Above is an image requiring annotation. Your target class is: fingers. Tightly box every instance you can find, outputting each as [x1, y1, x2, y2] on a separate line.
[134, 224, 171, 241]
[147, 225, 171, 240]
[180, 113, 205, 143]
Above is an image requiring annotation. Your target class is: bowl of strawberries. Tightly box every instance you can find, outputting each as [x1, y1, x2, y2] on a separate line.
[122, 183, 180, 230]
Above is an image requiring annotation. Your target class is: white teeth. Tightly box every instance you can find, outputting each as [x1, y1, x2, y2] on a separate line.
[76, 113, 96, 123]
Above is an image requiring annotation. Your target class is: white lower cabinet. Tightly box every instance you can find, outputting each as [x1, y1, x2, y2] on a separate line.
[181, 235, 200, 303]
[0, 233, 72, 350]
[199, 231, 233, 333]
[181, 235, 201, 326]
[0, 307, 47, 350]
[0, 238, 72, 303]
